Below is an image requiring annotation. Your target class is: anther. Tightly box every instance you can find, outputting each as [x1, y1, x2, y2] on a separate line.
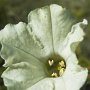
[48, 60, 54, 66]
[51, 72, 58, 77]
[59, 68, 65, 76]
[59, 60, 65, 67]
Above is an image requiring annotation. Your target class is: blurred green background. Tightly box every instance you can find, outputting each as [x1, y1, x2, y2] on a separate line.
[0, 0, 90, 90]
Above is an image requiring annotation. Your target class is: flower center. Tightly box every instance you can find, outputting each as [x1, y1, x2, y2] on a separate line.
[47, 55, 66, 78]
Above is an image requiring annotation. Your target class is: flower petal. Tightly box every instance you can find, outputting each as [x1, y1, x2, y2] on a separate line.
[1, 43, 48, 90]
[63, 56, 88, 90]
[28, 4, 77, 56]
[28, 5, 54, 58]
[26, 78, 55, 90]
[26, 78, 66, 90]
[58, 19, 88, 63]
[0, 22, 52, 63]
[49, 4, 75, 53]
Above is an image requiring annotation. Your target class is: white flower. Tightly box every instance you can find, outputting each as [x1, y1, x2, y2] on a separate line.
[0, 4, 88, 90]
